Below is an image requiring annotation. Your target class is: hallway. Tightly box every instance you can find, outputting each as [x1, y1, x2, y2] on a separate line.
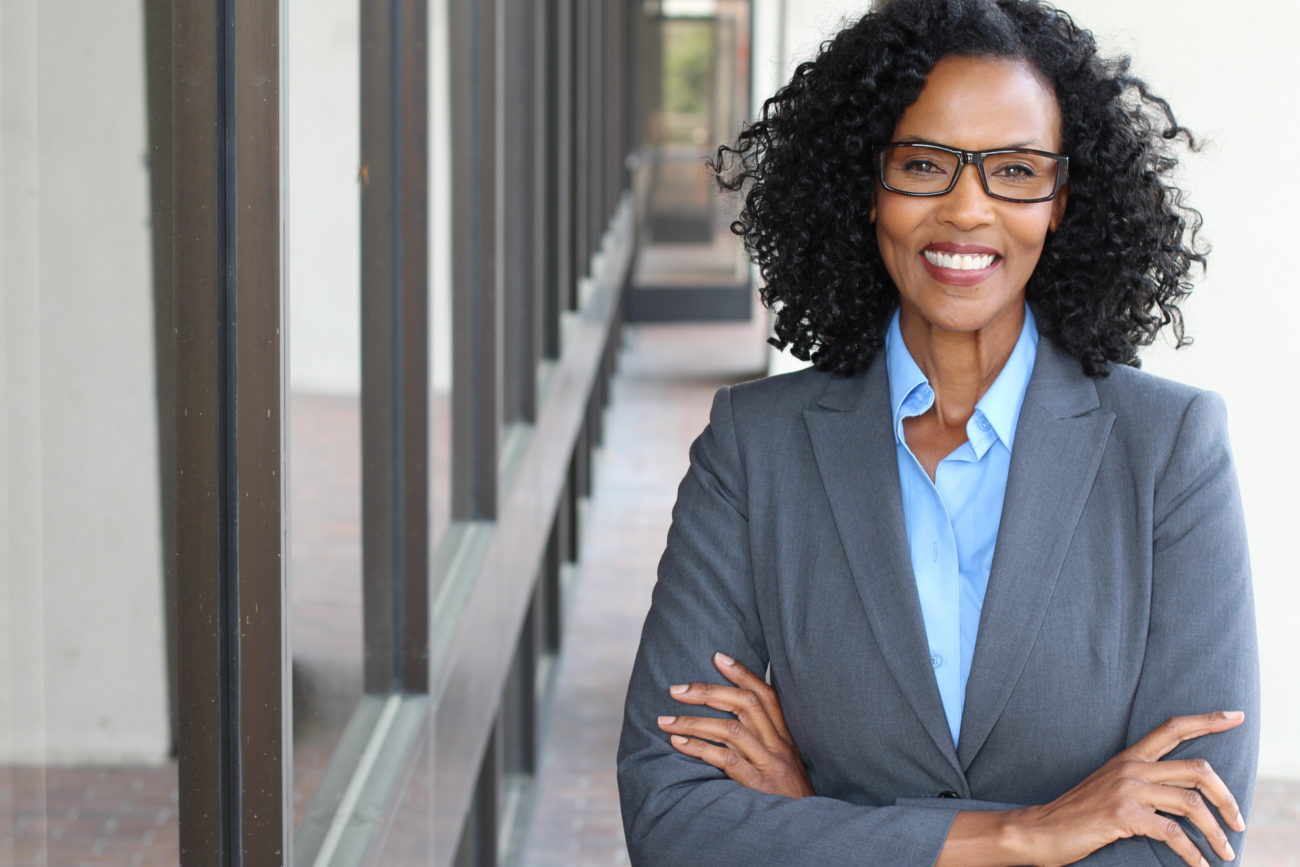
[520, 318, 767, 866]
[518, 320, 1300, 867]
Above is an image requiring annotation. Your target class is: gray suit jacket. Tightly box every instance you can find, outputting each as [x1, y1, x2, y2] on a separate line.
[617, 334, 1259, 866]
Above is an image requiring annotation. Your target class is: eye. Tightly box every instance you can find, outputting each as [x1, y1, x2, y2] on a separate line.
[900, 158, 947, 176]
[990, 161, 1040, 182]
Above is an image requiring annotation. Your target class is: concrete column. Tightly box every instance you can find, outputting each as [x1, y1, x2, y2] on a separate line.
[0, 0, 169, 764]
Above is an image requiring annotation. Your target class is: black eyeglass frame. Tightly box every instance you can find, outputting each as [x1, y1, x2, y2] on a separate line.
[874, 141, 1070, 204]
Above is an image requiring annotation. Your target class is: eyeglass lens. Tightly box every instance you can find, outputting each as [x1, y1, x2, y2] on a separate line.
[881, 145, 1060, 200]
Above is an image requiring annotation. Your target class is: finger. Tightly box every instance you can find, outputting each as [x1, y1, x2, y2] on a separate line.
[1124, 712, 1245, 763]
[668, 681, 755, 713]
[1129, 809, 1210, 867]
[712, 653, 795, 743]
[668, 733, 765, 788]
[1146, 758, 1246, 833]
[1133, 782, 1235, 863]
[658, 714, 768, 764]
[668, 680, 786, 752]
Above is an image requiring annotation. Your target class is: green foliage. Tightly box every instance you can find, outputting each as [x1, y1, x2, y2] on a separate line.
[661, 19, 713, 116]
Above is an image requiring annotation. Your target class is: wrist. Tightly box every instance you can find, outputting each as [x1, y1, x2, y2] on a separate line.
[939, 808, 1041, 867]
[999, 806, 1042, 866]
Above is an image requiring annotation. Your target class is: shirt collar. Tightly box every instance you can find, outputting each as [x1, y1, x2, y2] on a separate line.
[884, 305, 1039, 454]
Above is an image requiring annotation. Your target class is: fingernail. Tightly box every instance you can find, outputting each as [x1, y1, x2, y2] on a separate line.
[658, 715, 676, 726]
[1225, 842, 1236, 860]
[714, 652, 735, 666]
[671, 735, 688, 745]
[1199, 858, 1208, 867]
[670, 684, 689, 695]
[1224, 710, 1245, 721]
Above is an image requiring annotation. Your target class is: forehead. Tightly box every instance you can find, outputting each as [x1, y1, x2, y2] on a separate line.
[890, 55, 1063, 152]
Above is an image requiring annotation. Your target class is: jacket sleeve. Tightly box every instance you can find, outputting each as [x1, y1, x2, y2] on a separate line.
[1124, 389, 1260, 864]
[616, 385, 963, 866]
[902, 389, 1260, 866]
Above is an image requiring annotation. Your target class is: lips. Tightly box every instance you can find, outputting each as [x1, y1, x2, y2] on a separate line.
[919, 242, 1003, 286]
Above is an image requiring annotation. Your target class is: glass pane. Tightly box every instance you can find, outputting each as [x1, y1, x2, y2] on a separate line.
[1, 1, 179, 863]
[285, 0, 365, 829]
[371, 734, 434, 865]
[430, 0, 453, 558]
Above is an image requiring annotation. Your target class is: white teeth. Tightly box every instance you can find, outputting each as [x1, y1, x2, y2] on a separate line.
[923, 250, 997, 271]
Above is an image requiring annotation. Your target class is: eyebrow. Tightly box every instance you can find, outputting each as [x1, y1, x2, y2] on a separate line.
[893, 136, 1043, 149]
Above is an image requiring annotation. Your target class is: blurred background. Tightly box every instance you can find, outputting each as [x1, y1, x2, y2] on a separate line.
[1, 0, 1295, 864]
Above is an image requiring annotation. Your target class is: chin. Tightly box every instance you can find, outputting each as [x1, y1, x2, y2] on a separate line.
[910, 293, 1020, 335]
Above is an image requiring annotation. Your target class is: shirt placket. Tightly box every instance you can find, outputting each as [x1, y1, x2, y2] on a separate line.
[919, 475, 962, 745]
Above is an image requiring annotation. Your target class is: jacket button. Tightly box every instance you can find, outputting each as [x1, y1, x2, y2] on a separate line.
[938, 790, 959, 798]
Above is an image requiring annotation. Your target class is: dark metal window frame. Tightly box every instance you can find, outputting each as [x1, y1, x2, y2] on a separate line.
[296, 1, 436, 862]
[434, 3, 638, 864]
[502, 0, 539, 425]
[360, 0, 431, 698]
[450, 0, 500, 525]
[170, 0, 640, 863]
[173, 1, 287, 862]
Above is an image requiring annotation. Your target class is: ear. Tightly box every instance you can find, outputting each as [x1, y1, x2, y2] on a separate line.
[1049, 183, 1069, 232]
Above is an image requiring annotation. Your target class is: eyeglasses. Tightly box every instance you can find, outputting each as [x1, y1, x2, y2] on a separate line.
[875, 142, 1069, 203]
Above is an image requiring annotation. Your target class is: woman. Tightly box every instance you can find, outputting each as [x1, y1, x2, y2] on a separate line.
[616, 0, 1259, 865]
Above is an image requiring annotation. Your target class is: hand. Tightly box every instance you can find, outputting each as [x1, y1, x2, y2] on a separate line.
[657, 652, 815, 799]
[1009, 711, 1247, 867]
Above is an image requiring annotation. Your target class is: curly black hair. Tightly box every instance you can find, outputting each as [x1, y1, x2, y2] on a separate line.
[712, 0, 1206, 377]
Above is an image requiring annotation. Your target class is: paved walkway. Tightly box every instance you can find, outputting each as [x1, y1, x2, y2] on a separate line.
[518, 320, 1300, 866]
[519, 319, 767, 866]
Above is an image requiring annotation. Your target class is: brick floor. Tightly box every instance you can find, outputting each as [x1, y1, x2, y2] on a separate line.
[287, 390, 366, 829]
[0, 765, 179, 866]
[518, 319, 1300, 867]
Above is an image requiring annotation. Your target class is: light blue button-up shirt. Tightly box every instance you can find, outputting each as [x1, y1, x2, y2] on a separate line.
[885, 306, 1038, 747]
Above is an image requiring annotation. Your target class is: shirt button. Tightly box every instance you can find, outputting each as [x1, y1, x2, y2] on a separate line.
[931, 653, 943, 669]
[977, 417, 991, 432]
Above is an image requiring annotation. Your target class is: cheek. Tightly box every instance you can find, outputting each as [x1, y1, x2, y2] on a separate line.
[873, 219, 910, 276]
[1008, 208, 1056, 255]
[873, 198, 925, 252]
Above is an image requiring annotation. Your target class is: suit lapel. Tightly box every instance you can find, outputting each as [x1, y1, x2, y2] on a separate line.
[957, 339, 1115, 770]
[803, 359, 962, 776]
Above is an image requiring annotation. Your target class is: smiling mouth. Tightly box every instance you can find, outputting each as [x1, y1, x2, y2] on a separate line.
[922, 249, 1000, 271]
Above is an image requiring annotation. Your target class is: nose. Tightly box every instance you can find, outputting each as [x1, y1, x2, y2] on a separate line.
[937, 162, 996, 229]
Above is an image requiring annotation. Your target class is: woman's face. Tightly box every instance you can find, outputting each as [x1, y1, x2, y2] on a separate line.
[872, 54, 1068, 337]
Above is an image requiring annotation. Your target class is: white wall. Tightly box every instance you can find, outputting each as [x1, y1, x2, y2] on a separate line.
[430, 0, 454, 395]
[0, 0, 170, 764]
[284, 0, 453, 395]
[286, 0, 362, 395]
[1070, 0, 1300, 780]
[755, 0, 1300, 778]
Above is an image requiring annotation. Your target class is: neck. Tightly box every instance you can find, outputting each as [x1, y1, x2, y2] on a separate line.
[898, 303, 1024, 430]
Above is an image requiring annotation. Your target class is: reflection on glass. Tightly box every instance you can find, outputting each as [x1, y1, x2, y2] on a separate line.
[1, 2, 179, 863]
[286, 0, 365, 829]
